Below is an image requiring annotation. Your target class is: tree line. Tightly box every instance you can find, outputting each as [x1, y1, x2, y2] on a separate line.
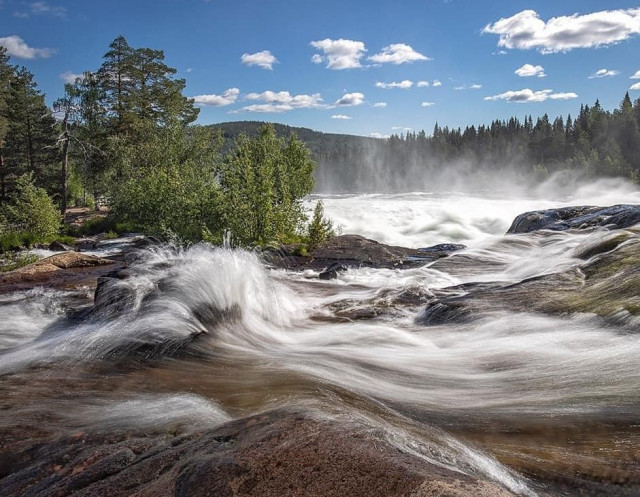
[0, 37, 331, 251]
[216, 95, 640, 192]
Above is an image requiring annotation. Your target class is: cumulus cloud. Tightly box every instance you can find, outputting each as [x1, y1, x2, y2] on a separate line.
[588, 68, 619, 78]
[331, 114, 352, 119]
[335, 92, 365, 106]
[432, 80, 442, 87]
[417, 81, 430, 87]
[515, 64, 545, 77]
[241, 90, 324, 112]
[375, 80, 413, 90]
[483, 8, 640, 54]
[373, 102, 387, 107]
[631, 70, 640, 79]
[368, 43, 429, 65]
[60, 71, 83, 84]
[421, 102, 435, 107]
[631, 82, 640, 90]
[454, 84, 482, 90]
[0, 35, 55, 59]
[484, 88, 578, 102]
[192, 88, 240, 106]
[241, 50, 278, 70]
[310, 38, 366, 69]
[370, 132, 390, 139]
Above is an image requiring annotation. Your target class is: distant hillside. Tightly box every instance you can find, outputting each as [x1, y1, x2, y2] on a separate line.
[208, 121, 389, 193]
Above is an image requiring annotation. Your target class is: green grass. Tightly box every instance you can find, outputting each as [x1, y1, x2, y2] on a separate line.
[0, 252, 39, 272]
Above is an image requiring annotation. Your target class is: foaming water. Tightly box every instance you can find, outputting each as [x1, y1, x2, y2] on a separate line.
[312, 185, 640, 248]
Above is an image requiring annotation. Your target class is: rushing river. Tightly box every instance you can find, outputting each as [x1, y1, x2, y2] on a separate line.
[2, 182, 640, 496]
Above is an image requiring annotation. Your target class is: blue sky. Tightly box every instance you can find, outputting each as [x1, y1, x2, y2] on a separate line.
[2, 0, 640, 137]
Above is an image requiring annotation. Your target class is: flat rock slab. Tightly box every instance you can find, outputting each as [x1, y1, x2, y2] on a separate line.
[0, 252, 118, 294]
[0, 409, 515, 497]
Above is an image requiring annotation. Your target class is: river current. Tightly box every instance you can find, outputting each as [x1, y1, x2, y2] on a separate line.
[2, 181, 640, 496]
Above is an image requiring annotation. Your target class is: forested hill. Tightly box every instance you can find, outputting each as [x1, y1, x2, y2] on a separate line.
[209, 121, 386, 193]
[212, 94, 640, 193]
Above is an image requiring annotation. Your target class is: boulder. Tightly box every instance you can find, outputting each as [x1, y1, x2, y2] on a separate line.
[318, 262, 348, 280]
[507, 204, 640, 234]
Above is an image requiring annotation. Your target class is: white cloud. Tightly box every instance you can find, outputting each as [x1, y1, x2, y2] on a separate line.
[192, 88, 240, 106]
[421, 102, 435, 107]
[631, 70, 640, 79]
[60, 71, 83, 84]
[515, 64, 545, 77]
[335, 92, 365, 106]
[454, 84, 482, 90]
[310, 38, 366, 69]
[417, 81, 430, 87]
[484, 88, 578, 102]
[483, 8, 640, 54]
[375, 80, 413, 90]
[241, 90, 324, 112]
[0, 35, 55, 59]
[331, 114, 352, 120]
[311, 54, 323, 64]
[186, 68, 193, 73]
[392, 126, 412, 132]
[432, 80, 442, 87]
[631, 82, 640, 90]
[370, 133, 389, 139]
[493, 50, 508, 56]
[588, 68, 619, 78]
[30, 1, 65, 16]
[373, 102, 387, 107]
[368, 43, 429, 65]
[241, 50, 278, 70]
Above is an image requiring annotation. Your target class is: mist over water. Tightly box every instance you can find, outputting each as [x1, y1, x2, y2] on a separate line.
[311, 177, 640, 247]
[2, 181, 640, 495]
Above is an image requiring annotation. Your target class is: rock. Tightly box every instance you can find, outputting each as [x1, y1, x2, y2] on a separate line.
[75, 237, 100, 251]
[319, 262, 347, 280]
[0, 409, 516, 497]
[0, 252, 117, 293]
[507, 204, 640, 234]
[418, 243, 466, 254]
[417, 230, 640, 326]
[48, 241, 75, 252]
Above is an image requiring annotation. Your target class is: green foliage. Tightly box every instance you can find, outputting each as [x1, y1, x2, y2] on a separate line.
[108, 125, 223, 242]
[3, 174, 61, 241]
[307, 200, 335, 249]
[220, 124, 315, 246]
[0, 252, 39, 272]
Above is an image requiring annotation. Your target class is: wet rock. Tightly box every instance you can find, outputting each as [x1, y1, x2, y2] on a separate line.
[418, 243, 467, 254]
[48, 241, 75, 252]
[75, 237, 100, 251]
[417, 230, 640, 325]
[507, 204, 640, 234]
[310, 234, 427, 267]
[319, 262, 347, 280]
[0, 409, 516, 497]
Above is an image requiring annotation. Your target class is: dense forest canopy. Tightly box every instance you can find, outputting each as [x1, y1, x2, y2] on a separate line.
[0, 35, 639, 250]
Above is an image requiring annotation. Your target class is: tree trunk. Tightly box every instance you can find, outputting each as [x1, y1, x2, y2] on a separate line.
[60, 131, 69, 215]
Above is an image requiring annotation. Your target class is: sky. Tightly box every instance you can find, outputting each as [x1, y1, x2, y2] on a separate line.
[1, 0, 640, 138]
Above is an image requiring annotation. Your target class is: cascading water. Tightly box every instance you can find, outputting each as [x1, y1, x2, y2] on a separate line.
[2, 184, 640, 496]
